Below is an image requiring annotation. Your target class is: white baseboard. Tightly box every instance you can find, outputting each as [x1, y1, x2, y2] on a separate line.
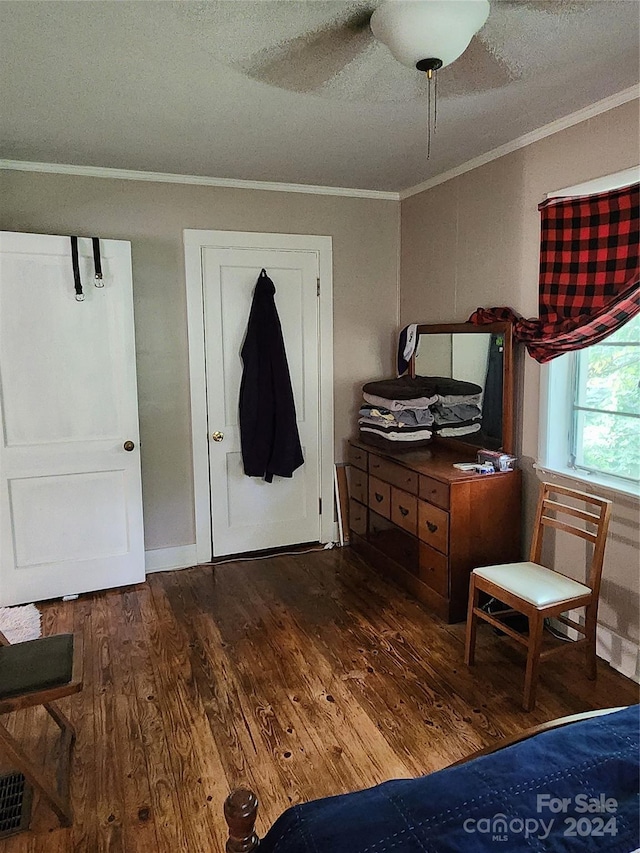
[145, 531, 342, 575]
[550, 610, 639, 684]
[145, 544, 198, 574]
[595, 624, 640, 684]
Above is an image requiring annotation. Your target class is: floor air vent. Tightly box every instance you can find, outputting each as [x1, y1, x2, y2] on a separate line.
[0, 772, 32, 838]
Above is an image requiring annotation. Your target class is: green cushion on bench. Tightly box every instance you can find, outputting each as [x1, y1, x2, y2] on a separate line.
[0, 634, 74, 700]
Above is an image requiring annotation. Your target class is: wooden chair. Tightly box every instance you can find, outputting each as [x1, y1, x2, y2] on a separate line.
[0, 629, 83, 827]
[464, 481, 612, 711]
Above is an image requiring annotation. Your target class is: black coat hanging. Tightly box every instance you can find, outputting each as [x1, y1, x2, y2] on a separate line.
[239, 269, 304, 483]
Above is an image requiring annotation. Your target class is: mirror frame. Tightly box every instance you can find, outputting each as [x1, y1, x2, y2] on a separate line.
[408, 321, 515, 455]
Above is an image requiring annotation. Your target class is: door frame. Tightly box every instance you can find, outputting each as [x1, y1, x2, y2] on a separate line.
[184, 229, 334, 563]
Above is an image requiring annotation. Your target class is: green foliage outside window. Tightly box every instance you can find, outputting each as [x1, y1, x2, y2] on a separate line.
[573, 314, 640, 482]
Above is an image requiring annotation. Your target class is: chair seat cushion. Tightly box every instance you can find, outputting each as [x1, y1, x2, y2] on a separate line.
[0, 634, 74, 700]
[473, 562, 591, 607]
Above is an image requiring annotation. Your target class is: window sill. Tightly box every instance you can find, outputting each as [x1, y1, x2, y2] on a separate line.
[534, 463, 640, 503]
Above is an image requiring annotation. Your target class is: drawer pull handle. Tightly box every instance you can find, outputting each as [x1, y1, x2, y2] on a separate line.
[426, 521, 438, 533]
[375, 492, 384, 503]
[399, 506, 409, 517]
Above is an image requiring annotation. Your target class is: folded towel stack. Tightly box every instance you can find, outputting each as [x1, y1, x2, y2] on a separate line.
[358, 376, 482, 449]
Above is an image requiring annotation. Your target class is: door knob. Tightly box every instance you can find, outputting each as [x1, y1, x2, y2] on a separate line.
[123, 440, 135, 452]
[211, 431, 224, 442]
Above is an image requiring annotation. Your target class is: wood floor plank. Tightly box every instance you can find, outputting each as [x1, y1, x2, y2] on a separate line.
[0, 547, 636, 851]
[106, 589, 161, 853]
[247, 553, 490, 771]
[179, 568, 385, 827]
[119, 586, 191, 853]
[143, 576, 232, 853]
[91, 592, 127, 853]
[213, 562, 416, 784]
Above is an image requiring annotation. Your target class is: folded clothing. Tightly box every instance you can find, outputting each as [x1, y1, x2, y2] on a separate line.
[437, 423, 482, 437]
[359, 405, 434, 427]
[359, 425, 432, 442]
[358, 430, 433, 452]
[363, 392, 439, 411]
[436, 392, 482, 407]
[431, 403, 482, 426]
[363, 375, 481, 401]
[359, 420, 433, 436]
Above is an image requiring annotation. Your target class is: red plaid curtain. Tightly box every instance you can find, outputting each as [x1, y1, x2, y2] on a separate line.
[469, 182, 640, 363]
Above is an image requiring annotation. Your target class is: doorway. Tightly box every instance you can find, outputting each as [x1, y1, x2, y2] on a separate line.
[184, 230, 334, 561]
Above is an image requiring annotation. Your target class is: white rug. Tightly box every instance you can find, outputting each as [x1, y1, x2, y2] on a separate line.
[0, 604, 42, 643]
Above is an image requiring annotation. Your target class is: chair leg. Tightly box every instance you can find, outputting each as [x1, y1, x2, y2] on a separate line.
[45, 701, 76, 738]
[464, 575, 480, 666]
[523, 611, 544, 712]
[0, 719, 73, 827]
[584, 604, 598, 681]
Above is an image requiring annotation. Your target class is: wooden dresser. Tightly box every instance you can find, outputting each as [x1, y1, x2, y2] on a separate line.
[348, 438, 522, 623]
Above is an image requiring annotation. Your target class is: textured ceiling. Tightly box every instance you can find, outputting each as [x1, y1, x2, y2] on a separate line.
[1, 1, 638, 192]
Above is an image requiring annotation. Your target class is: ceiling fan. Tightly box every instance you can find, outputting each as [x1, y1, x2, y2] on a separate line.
[225, 0, 591, 102]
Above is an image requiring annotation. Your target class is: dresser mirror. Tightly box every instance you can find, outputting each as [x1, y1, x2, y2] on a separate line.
[409, 321, 514, 453]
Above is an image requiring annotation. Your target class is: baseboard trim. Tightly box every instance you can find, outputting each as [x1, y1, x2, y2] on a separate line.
[550, 611, 639, 684]
[145, 544, 198, 574]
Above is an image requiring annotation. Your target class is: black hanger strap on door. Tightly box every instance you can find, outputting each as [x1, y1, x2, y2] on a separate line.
[70, 236, 105, 301]
[70, 236, 84, 301]
[92, 237, 104, 287]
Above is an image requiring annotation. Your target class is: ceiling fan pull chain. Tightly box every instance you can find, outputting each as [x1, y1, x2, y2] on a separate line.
[434, 70, 438, 131]
[427, 72, 432, 160]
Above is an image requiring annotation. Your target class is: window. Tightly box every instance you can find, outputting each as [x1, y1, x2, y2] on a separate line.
[539, 169, 640, 497]
[541, 321, 640, 496]
[571, 314, 640, 483]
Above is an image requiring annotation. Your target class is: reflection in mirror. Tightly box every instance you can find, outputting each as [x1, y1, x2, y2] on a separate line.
[414, 332, 504, 450]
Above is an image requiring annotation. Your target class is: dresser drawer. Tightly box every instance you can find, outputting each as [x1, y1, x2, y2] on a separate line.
[418, 500, 449, 554]
[391, 488, 418, 535]
[369, 511, 419, 573]
[348, 444, 368, 472]
[419, 475, 450, 510]
[368, 454, 419, 494]
[419, 542, 449, 598]
[349, 499, 367, 536]
[368, 477, 391, 519]
[349, 466, 367, 504]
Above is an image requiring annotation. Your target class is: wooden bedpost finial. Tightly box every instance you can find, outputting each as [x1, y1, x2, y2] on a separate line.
[224, 788, 260, 852]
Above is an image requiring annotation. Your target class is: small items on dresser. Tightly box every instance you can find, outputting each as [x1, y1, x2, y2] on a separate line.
[476, 448, 517, 471]
[357, 375, 483, 450]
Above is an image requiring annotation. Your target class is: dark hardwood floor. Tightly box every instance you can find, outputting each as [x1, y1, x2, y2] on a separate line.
[0, 548, 637, 852]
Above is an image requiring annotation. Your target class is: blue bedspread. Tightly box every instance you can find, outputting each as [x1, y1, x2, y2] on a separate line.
[260, 705, 640, 852]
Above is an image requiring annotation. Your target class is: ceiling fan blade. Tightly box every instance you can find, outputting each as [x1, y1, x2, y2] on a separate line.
[493, 0, 588, 13]
[237, 7, 376, 93]
[438, 34, 520, 98]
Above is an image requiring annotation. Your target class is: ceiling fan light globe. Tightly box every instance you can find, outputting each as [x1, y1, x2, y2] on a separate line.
[370, 0, 490, 69]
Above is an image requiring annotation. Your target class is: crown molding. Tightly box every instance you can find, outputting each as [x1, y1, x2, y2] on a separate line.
[0, 159, 400, 202]
[399, 86, 640, 200]
[2, 85, 637, 202]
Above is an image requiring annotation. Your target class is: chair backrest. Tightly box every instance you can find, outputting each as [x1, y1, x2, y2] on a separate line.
[530, 482, 612, 598]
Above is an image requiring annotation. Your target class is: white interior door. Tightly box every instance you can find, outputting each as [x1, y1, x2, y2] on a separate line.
[0, 231, 145, 606]
[202, 246, 321, 556]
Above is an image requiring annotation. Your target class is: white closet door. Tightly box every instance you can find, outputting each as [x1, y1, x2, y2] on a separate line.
[0, 231, 145, 605]
[202, 246, 321, 555]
